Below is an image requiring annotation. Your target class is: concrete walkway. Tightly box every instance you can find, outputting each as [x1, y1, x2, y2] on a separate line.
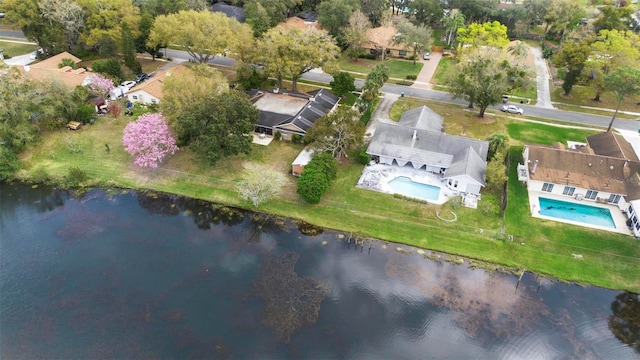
[530, 46, 554, 109]
[364, 93, 399, 141]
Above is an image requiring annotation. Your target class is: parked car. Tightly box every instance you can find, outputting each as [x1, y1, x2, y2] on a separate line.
[121, 81, 136, 90]
[134, 73, 149, 83]
[501, 104, 524, 114]
[423, 52, 430, 60]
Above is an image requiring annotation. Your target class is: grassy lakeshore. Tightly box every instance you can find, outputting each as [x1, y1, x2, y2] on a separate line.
[13, 100, 640, 292]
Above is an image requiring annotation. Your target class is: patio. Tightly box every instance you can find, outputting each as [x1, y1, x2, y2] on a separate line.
[356, 163, 478, 208]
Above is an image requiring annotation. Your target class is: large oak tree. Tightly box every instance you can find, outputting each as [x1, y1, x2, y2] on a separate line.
[305, 107, 365, 160]
[148, 10, 253, 64]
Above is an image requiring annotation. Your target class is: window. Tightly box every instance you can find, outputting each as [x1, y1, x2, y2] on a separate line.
[132, 95, 138, 100]
[151, 99, 157, 104]
[542, 183, 554, 192]
[399, 50, 406, 57]
[585, 190, 598, 200]
[562, 186, 575, 196]
[608, 194, 621, 204]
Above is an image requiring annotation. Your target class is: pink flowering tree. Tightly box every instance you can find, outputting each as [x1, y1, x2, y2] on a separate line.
[86, 74, 115, 98]
[122, 113, 179, 168]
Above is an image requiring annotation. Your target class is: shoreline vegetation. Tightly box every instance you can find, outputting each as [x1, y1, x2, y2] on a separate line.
[11, 98, 640, 293]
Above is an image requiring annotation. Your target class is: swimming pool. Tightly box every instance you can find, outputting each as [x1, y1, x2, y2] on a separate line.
[538, 197, 616, 229]
[387, 176, 441, 201]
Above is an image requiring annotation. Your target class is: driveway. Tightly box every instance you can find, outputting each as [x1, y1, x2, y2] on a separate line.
[529, 46, 554, 109]
[411, 52, 442, 90]
[364, 93, 399, 141]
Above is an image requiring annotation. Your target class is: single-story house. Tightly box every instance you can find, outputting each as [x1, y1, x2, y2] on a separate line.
[366, 105, 489, 198]
[210, 2, 245, 23]
[282, 11, 319, 30]
[519, 134, 640, 236]
[249, 88, 340, 139]
[291, 148, 314, 176]
[127, 64, 191, 105]
[18, 51, 90, 88]
[362, 26, 409, 58]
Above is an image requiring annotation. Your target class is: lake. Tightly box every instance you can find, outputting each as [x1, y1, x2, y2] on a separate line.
[1, 183, 638, 359]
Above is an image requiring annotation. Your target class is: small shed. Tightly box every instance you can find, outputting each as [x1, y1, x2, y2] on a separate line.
[292, 148, 314, 176]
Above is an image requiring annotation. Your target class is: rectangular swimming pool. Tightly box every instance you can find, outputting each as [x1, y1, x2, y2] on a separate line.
[538, 197, 616, 229]
[387, 176, 440, 201]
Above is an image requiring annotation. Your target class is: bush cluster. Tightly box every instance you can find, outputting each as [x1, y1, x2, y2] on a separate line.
[297, 152, 337, 204]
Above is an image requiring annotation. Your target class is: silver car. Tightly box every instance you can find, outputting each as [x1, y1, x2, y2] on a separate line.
[501, 104, 524, 114]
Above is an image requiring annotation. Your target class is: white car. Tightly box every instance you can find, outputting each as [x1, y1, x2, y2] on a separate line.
[121, 81, 137, 90]
[423, 52, 430, 60]
[501, 104, 524, 114]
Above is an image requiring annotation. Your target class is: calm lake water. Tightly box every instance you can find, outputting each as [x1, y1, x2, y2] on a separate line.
[1, 183, 639, 359]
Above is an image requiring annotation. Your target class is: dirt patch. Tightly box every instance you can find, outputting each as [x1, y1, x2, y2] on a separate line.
[346, 59, 376, 68]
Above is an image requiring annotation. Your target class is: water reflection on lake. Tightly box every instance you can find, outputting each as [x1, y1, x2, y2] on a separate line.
[1, 183, 638, 359]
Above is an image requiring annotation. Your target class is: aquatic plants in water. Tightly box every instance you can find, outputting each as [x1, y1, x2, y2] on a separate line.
[251, 251, 330, 342]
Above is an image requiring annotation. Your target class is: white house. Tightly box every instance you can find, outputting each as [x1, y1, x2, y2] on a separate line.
[519, 133, 640, 236]
[366, 106, 489, 198]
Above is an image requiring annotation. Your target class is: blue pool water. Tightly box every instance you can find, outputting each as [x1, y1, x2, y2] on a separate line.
[538, 197, 616, 229]
[388, 176, 440, 201]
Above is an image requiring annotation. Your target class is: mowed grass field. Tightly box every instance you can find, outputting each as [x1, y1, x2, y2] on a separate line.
[15, 97, 640, 292]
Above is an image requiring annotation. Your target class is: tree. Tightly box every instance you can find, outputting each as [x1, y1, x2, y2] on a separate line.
[408, 0, 443, 27]
[3, 0, 67, 56]
[608, 292, 640, 353]
[343, 10, 372, 59]
[360, 64, 388, 110]
[394, 19, 432, 65]
[297, 152, 337, 204]
[317, 0, 360, 40]
[39, 0, 85, 51]
[237, 163, 287, 208]
[485, 133, 509, 161]
[136, 11, 161, 60]
[148, 10, 253, 64]
[485, 151, 507, 193]
[604, 66, 640, 132]
[442, 9, 465, 48]
[85, 74, 115, 99]
[457, 21, 509, 51]
[305, 107, 365, 160]
[585, 29, 640, 101]
[494, 5, 528, 38]
[256, 25, 340, 92]
[243, 0, 301, 31]
[121, 22, 141, 73]
[523, 0, 551, 30]
[78, 0, 142, 53]
[445, 57, 531, 117]
[330, 72, 356, 96]
[543, 0, 586, 42]
[449, 0, 496, 23]
[594, 5, 634, 33]
[160, 64, 229, 132]
[91, 59, 124, 82]
[244, 1, 272, 37]
[360, 0, 387, 26]
[122, 113, 179, 168]
[172, 90, 259, 165]
[552, 38, 591, 95]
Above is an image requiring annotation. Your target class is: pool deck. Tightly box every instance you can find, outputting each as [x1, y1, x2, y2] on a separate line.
[528, 191, 631, 235]
[357, 164, 470, 206]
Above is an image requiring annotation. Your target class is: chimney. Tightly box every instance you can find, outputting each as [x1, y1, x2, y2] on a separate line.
[531, 160, 539, 174]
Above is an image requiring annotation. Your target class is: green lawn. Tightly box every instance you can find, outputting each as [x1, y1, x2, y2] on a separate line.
[506, 122, 600, 145]
[13, 98, 640, 292]
[431, 56, 454, 85]
[338, 55, 423, 80]
[551, 85, 640, 113]
[0, 40, 39, 58]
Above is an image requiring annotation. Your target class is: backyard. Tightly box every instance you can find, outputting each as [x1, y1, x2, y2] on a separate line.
[14, 96, 640, 292]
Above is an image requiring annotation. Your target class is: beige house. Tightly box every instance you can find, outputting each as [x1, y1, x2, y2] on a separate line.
[18, 51, 90, 88]
[127, 64, 191, 105]
[362, 26, 409, 58]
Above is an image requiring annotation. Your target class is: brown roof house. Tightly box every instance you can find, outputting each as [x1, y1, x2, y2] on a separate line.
[282, 11, 320, 30]
[19, 51, 90, 89]
[362, 26, 408, 59]
[519, 133, 640, 235]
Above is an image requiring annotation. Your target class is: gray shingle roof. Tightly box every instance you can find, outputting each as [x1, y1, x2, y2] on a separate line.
[211, 3, 245, 23]
[444, 146, 487, 185]
[398, 105, 444, 132]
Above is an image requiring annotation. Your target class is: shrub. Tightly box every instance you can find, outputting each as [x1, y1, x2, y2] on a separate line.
[358, 53, 377, 60]
[406, 74, 417, 80]
[330, 72, 356, 96]
[64, 166, 89, 187]
[274, 131, 282, 141]
[356, 148, 370, 165]
[91, 58, 123, 82]
[296, 152, 337, 204]
[0, 148, 21, 180]
[58, 58, 77, 69]
[292, 134, 303, 143]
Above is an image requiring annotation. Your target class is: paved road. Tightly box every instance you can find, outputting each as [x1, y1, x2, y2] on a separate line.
[0, 29, 27, 39]
[530, 46, 554, 109]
